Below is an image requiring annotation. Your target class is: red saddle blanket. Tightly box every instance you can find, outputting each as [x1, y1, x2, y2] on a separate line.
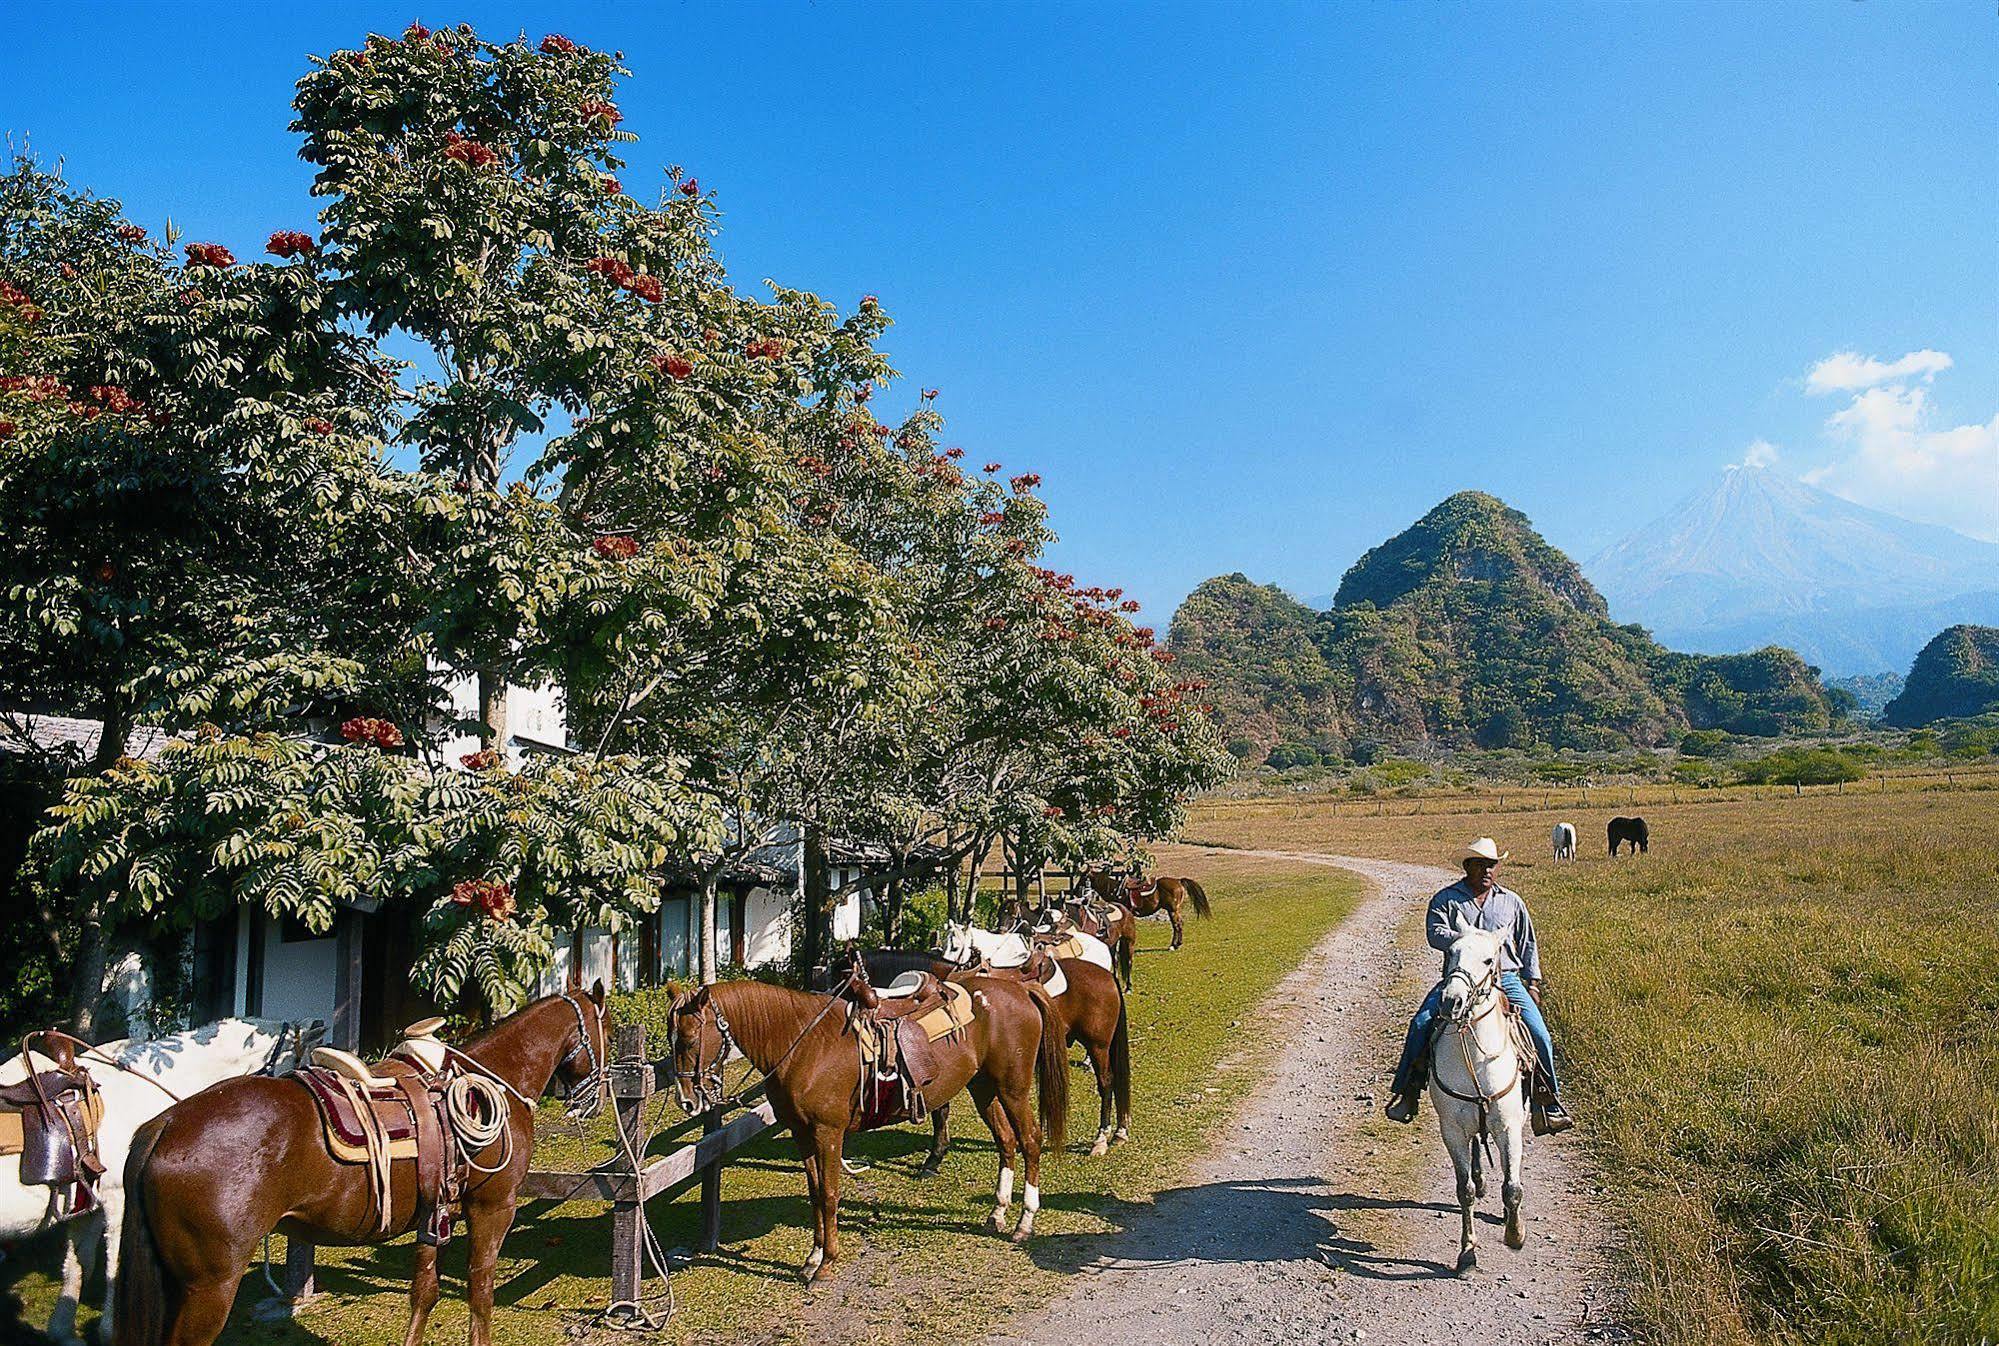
[296, 1065, 421, 1154]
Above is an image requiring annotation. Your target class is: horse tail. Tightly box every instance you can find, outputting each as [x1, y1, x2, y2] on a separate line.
[1027, 987, 1069, 1155]
[115, 1118, 171, 1346]
[1109, 992, 1132, 1125]
[1184, 878, 1213, 919]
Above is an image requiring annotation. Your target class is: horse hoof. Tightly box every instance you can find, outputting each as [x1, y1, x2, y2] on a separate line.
[1474, 1179, 1487, 1198]
[1455, 1250, 1478, 1276]
[1089, 1141, 1109, 1158]
[1505, 1228, 1525, 1251]
[986, 1212, 1008, 1235]
[1010, 1226, 1033, 1245]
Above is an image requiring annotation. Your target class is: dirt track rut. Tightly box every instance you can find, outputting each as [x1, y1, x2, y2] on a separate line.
[984, 850, 1633, 1346]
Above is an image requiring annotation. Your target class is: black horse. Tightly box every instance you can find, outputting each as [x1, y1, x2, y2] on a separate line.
[1608, 815, 1650, 856]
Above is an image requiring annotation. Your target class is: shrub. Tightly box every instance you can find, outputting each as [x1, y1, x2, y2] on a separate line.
[1678, 729, 1732, 759]
[1734, 747, 1867, 786]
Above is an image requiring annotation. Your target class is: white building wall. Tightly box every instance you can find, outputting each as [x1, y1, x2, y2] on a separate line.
[433, 667, 569, 767]
[743, 886, 793, 968]
[254, 918, 341, 1026]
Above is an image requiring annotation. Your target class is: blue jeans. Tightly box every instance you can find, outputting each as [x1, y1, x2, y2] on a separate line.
[1391, 971, 1557, 1097]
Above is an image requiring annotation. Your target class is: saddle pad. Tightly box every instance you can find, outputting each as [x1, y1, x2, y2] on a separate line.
[1036, 935, 1087, 963]
[297, 1067, 419, 1164]
[911, 981, 976, 1043]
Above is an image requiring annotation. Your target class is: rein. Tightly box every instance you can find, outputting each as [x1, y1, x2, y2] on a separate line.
[25, 1028, 183, 1104]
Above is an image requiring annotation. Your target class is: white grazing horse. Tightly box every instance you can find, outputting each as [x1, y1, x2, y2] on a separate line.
[939, 920, 1114, 976]
[0, 1016, 323, 1345]
[1430, 915, 1529, 1275]
[1550, 822, 1577, 861]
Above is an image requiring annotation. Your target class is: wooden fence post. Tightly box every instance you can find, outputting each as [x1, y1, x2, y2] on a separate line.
[699, 1108, 724, 1252]
[608, 1023, 650, 1310]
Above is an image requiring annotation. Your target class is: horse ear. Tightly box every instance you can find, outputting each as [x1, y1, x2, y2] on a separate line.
[589, 978, 606, 1007]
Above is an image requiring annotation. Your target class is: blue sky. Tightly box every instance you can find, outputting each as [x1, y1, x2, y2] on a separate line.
[5, 2, 1993, 619]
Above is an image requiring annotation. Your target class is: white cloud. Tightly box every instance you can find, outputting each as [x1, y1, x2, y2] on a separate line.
[1804, 348, 1953, 395]
[1798, 350, 1999, 540]
[1735, 438, 1780, 469]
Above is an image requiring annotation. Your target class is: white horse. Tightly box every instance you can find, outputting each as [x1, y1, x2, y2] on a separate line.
[939, 920, 1114, 976]
[1430, 916, 1529, 1275]
[0, 1016, 323, 1345]
[1550, 821, 1577, 861]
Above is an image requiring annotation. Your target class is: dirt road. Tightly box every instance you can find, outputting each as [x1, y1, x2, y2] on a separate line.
[986, 850, 1632, 1346]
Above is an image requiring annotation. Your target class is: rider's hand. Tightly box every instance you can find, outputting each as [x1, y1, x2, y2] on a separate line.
[1527, 979, 1545, 1008]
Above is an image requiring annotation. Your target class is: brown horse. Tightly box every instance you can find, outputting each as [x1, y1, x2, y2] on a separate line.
[668, 973, 1065, 1281]
[1044, 895, 1138, 989]
[919, 954, 1132, 1167]
[115, 987, 610, 1346]
[1085, 867, 1212, 950]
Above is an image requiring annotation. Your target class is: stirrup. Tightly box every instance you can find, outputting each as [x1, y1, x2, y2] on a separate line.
[1384, 1091, 1421, 1124]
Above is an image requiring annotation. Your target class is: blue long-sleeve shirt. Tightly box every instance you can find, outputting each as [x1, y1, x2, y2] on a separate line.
[1426, 879, 1541, 981]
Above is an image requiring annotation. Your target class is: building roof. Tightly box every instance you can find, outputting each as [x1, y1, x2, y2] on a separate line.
[0, 712, 180, 766]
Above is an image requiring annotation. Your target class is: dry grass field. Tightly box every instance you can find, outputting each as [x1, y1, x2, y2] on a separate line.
[1189, 787, 1999, 1345]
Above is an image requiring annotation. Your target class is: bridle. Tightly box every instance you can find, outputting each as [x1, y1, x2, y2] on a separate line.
[553, 991, 609, 1118]
[671, 974, 857, 1114]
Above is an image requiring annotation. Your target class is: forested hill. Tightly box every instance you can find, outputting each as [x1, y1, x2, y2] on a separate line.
[1169, 492, 1836, 763]
[1882, 625, 1999, 727]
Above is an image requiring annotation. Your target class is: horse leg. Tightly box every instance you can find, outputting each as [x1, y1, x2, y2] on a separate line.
[398, 1242, 441, 1346]
[795, 1131, 826, 1281]
[1470, 1136, 1486, 1199]
[812, 1128, 844, 1280]
[1443, 1117, 1478, 1276]
[1501, 1117, 1527, 1251]
[49, 1205, 101, 1344]
[1085, 1038, 1114, 1157]
[1166, 899, 1185, 951]
[166, 1280, 240, 1346]
[1007, 1086, 1043, 1244]
[970, 1080, 1017, 1235]
[918, 1102, 952, 1176]
[463, 1197, 517, 1346]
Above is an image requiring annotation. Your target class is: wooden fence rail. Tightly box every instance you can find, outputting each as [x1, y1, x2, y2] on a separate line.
[275, 1022, 777, 1323]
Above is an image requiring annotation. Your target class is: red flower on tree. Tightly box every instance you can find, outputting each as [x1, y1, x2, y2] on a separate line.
[983, 461, 1002, 474]
[116, 223, 147, 244]
[540, 33, 577, 54]
[593, 534, 640, 560]
[921, 388, 939, 400]
[624, 272, 663, 303]
[442, 132, 500, 168]
[600, 177, 622, 195]
[266, 230, 315, 258]
[1119, 599, 1141, 612]
[0, 283, 42, 323]
[944, 446, 965, 459]
[184, 242, 236, 268]
[586, 255, 634, 284]
[579, 99, 622, 126]
[460, 748, 502, 770]
[339, 717, 405, 749]
[306, 418, 335, 435]
[679, 178, 700, 197]
[1010, 472, 1041, 491]
[0, 421, 15, 440]
[1043, 805, 1065, 819]
[978, 511, 1006, 527]
[403, 21, 431, 41]
[451, 879, 516, 922]
[651, 352, 694, 380]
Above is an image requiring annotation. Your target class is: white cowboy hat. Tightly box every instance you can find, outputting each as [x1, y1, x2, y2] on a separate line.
[1461, 837, 1508, 863]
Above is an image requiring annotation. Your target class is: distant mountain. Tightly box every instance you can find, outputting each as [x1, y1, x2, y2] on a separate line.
[1826, 671, 1904, 719]
[1171, 492, 1835, 762]
[1588, 467, 1999, 677]
[1883, 625, 1999, 727]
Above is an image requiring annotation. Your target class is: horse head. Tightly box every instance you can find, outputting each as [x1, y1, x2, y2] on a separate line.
[1439, 913, 1504, 1021]
[550, 981, 610, 1121]
[667, 982, 728, 1114]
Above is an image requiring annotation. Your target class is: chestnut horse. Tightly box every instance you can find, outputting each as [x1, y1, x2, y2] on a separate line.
[1040, 896, 1138, 989]
[668, 973, 1066, 1281]
[1084, 867, 1212, 950]
[115, 986, 610, 1346]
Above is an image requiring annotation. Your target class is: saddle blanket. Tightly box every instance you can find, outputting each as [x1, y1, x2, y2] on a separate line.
[854, 980, 976, 1066]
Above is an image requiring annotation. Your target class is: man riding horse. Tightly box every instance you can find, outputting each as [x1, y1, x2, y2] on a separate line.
[1384, 837, 1573, 1133]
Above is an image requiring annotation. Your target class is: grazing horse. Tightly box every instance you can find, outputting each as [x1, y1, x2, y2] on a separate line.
[1550, 821, 1577, 862]
[1084, 868, 1211, 950]
[1608, 815, 1649, 857]
[939, 920, 1115, 976]
[115, 987, 610, 1346]
[669, 972, 1066, 1281]
[1, 1018, 322, 1346]
[1429, 915, 1529, 1275]
[1039, 896, 1138, 990]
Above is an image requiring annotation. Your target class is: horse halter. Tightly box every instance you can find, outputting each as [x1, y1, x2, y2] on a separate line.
[1440, 950, 1501, 1027]
[555, 992, 609, 1118]
[672, 992, 736, 1114]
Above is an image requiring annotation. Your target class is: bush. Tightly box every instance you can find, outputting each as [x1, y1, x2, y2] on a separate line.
[1678, 729, 1732, 759]
[1265, 742, 1321, 770]
[1734, 747, 1867, 786]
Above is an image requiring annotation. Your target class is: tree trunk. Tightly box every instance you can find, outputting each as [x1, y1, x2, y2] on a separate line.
[69, 908, 108, 1037]
[883, 846, 909, 947]
[477, 669, 509, 751]
[801, 826, 829, 978]
[963, 833, 988, 925]
[698, 872, 719, 986]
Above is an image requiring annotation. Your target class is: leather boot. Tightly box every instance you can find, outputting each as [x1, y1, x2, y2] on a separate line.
[1384, 1089, 1422, 1124]
[1531, 1090, 1574, 1135]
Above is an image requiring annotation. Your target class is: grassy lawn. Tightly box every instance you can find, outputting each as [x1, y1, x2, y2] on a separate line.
[1189, 788, 1999, 1345]
[0, 846, 1357, 1345]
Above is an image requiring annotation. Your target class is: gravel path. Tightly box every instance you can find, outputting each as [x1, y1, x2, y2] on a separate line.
[986, 850, 1633, 1346]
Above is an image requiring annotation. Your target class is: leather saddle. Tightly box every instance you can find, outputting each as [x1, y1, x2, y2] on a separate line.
[847, 967, 978, 1130]
[1063, 896, 1128, 940]
[0, 1035, 105, 1225]
[965, 944, 1068, 998]
[295, 1019, 468, 1246]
